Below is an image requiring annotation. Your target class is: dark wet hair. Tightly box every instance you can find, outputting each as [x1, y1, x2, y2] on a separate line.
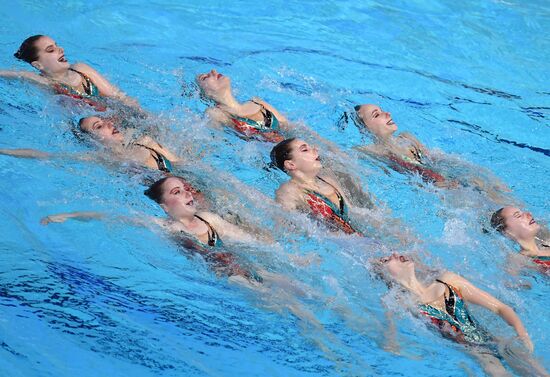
[490, 208, 507, 233]
[14, 35, 44, 64]
[270, 138, 296, 172]
[144, 177, 172, 204]
[78, 117, 89, 131]
[371, 258, 390, 283]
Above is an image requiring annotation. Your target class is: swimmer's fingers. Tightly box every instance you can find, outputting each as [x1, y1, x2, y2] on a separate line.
[519, 335, 534, 353]
[40, 215, 68, 225]
[494, 181, 512, 193]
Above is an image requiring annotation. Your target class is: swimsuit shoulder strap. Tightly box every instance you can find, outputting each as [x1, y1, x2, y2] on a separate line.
[250, 99, 265, 108]
[68, 67, 93, 83]
[194, 214, 220, 247]
[316, 176, 346, 211]
[133, 142, 162, 159]
[435, 279, 457, 316]
[133, 142, 171, 172]
[68, 67, 97, 95]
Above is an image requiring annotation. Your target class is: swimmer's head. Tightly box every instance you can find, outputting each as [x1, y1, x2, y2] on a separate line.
[271, 138, 321, 175]
[378, 253, 416, 283]
[354, 104, 397, 139]
[15, 35, 69, 75]
[491, 206, 540, 242]
[145, 176, 197, 219]
[196, 69, 231, 101]
[79, 116, 124, 144]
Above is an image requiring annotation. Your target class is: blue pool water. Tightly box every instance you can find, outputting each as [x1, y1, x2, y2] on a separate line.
[0, 1, 548, 376]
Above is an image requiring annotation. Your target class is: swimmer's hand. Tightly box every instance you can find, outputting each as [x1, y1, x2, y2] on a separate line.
[40, 211, 104, 225]
[434, 179, 459, 189]
[289, 252, 322, 267]
[519, 334, 534, 353]
[41, 214, 71, 225]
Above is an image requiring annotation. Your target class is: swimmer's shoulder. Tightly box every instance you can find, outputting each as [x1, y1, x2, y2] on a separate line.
[275, 181, 302, 207]
[205, 106, 229, 125]
[399, 132, 426, 150]
[354, 143, 384, 158]
[71, 62, 95, 75]
[250, 96, 288, 124]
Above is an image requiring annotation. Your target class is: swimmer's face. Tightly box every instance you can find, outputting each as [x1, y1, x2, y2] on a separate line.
[159, 177, 196, 219]
[196, 69, 231, 98]
[31, 36, 69, 74]
[380, 254, 415, 281]
[80, 116, 124, 144]
[283, 139, 321, 174]
[501, 206, 540, 241]
[355, 104, 397, 138]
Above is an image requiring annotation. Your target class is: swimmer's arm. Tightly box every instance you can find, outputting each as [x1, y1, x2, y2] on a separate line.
[0, 148, 51, 159]
[443, 272, 533, 352]
[0, 70, 49, 85]
[382, 309, 401, 354]
[204, 107, 229, 128]
[138, 136, 182, 162]
[353, 145, 388, 161]
[0, 148, 99, 164]
[40, 211, 160, 228]
[198, 212, 258, 244]
[275, 185, 299, 211]
[72, 63, 142, 109]
[352, 146, 393, 175]
[40, 211, 105, 225]
[505, 254, 527, 277]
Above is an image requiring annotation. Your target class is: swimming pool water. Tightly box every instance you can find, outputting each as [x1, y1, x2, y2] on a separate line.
[0, 1, 548, 376]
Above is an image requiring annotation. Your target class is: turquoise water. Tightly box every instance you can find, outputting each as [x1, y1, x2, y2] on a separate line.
[0, 1, 548, 376]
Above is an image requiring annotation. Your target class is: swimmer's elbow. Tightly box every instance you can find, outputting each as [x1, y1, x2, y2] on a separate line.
[496, 303, 514, 317]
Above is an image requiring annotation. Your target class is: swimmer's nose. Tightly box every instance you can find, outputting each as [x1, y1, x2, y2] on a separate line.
[211, 69, 217, 75]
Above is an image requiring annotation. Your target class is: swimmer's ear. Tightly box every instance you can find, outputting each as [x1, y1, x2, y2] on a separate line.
[31, 61, 42, 71]
[283, 160, 295, 172]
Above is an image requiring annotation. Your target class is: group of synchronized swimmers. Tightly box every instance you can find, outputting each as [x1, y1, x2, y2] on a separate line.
[1, 35, 548, 376]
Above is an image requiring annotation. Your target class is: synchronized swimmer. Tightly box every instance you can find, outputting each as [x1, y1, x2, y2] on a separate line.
[492, 206, 550, 271]
[0, 35, 140, 111]
[375, 253, 548, 376]
[1, 33, 547, 377]
[353, 104, 512, 202]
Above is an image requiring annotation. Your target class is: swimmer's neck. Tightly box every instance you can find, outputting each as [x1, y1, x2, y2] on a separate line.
[289, 169, 321, 187]
[213, 89, 241, 112]
[518, 237, 542, 256]
[398, 273, 432, 300]
[372, 133, 395, 146]
[173, 213, 200, 228]
[44, 67, 73, 82]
